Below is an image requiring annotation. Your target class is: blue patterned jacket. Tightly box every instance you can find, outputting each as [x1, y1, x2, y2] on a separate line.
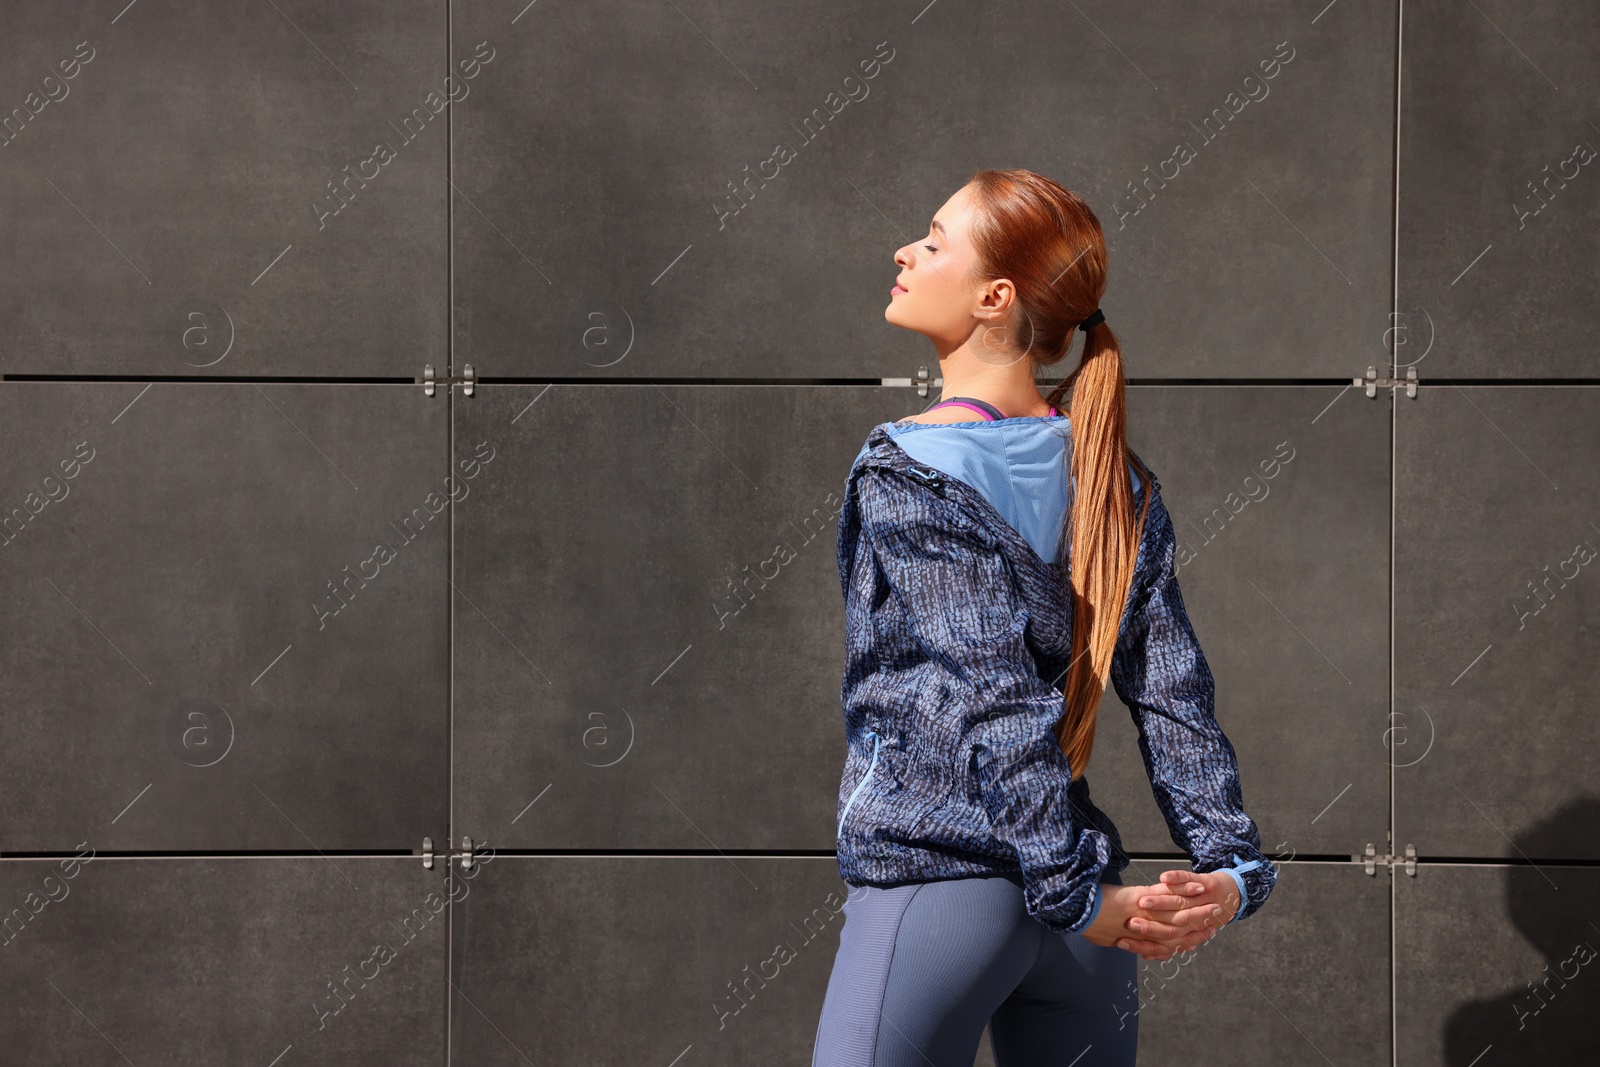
[834, 415, 1277, 934]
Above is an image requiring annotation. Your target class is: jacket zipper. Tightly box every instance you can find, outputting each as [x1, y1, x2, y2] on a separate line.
[837, 729, 883, 838]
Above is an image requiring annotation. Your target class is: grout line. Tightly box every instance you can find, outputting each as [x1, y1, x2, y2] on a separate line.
[446, 0, 457, 1061]
[1390, 3, 1404, 1064]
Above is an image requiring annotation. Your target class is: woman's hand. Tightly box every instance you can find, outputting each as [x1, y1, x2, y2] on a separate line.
[1154, 866, 1245, 927]
[1079, 869, 1240, 960]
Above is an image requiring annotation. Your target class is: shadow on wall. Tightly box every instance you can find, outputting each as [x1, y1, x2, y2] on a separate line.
[1445, 797, 1600, 1063]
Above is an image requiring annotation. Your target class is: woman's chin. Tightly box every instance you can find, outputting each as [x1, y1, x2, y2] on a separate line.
[882, 315, 926, 340]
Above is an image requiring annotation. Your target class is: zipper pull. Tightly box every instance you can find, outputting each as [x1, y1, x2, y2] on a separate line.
[837, 730, 885, 839]
[906, 466, 945, 490]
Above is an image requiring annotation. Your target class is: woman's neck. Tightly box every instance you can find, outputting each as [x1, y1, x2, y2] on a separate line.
[937, 348, 1054, 418]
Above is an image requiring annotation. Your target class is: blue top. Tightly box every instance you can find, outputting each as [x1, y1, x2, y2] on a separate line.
[835, 413, 1273, 933]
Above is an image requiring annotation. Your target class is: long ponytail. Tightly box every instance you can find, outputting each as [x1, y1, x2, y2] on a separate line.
[965, 169, 1150, 780]
[1043, 323, 1150, 779]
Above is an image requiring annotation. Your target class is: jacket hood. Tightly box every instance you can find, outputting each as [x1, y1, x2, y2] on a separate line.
[848, 416, 1144, 566]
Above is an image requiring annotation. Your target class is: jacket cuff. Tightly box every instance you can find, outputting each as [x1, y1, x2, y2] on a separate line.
[1219, 867, 1249, 923]
[1068, 881, 1103, 933]
[1219, 852, 1262, 923]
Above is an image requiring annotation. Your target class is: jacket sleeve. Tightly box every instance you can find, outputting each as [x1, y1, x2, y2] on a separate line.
[857, 465, 1111, 934]
[1108, 478, 1278, 923]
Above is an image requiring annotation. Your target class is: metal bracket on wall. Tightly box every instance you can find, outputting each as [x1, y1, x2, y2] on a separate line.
[420, 364, 478, 397]
[417, 835, 484, 869]
[880, 366, 1062, 402]
[1354, 364, 1419, 399]
[879, 366, 944, 398]
[1353, 842, 1418, 876]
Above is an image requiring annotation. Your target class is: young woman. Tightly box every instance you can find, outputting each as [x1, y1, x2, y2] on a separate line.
[812, 170, 1277, 1066]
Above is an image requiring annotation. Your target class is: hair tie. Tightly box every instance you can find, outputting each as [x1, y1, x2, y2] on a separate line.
[1078, 308, 1104, 331]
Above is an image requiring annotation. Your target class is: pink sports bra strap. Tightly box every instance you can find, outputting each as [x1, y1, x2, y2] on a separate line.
[927, 396, 1062, 420]
[929, 398, 1001, 421]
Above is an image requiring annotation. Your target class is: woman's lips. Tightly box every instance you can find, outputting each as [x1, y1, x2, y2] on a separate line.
[890, 284, 908, 295]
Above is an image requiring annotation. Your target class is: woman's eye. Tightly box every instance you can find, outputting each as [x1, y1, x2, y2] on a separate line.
[923, 244, 937, 253]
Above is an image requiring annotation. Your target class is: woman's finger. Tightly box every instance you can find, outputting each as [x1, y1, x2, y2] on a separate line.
[1116, 922, 1220, 960]
[1171, 902, 1227, 930]
[1115, 936, 1178, 960]
[1126, 904, 1225, 941]
[1139, 900, 1225, 927]
[1157, 870, 1209, 894]
[1125, 916, 1185, 941]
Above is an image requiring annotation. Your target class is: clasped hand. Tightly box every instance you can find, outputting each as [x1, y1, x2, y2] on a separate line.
[1078, 868, 1240, 960]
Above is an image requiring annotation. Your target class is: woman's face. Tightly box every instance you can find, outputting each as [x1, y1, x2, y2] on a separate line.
[886, 183, 1014, 348]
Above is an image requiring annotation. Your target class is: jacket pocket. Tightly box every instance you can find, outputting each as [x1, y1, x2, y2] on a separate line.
[837, 729, 884, 839]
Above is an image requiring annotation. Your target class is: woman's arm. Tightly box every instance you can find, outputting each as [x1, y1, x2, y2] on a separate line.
[856, 464, 1111, 935]
[1108, 477, 1279, 923]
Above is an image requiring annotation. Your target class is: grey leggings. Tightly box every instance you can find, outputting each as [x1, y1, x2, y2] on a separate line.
[811, 870, 1138, 1066]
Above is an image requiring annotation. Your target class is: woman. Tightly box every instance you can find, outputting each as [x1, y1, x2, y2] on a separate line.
[812, 170, 1277, 1066]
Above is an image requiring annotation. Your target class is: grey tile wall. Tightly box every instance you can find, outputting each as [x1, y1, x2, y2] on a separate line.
[449, 0, 1395, 379]
[1091, 385, 1391, 862]
[1128, 861, 1392, 1067]
[0, 383, 449, 851]
[2, 0, 1595, 1063]
[1396, 3, 1600, 378]
[0, 857, 451, 1065]
[1394, 388, 1600, 862]
[0, 0, 447, 377]
[450, 384, 923, 850]
[1396, 862, 1600, 1065]
[448, 856, 849, 1063]
[446, 858, 1391, 1066]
